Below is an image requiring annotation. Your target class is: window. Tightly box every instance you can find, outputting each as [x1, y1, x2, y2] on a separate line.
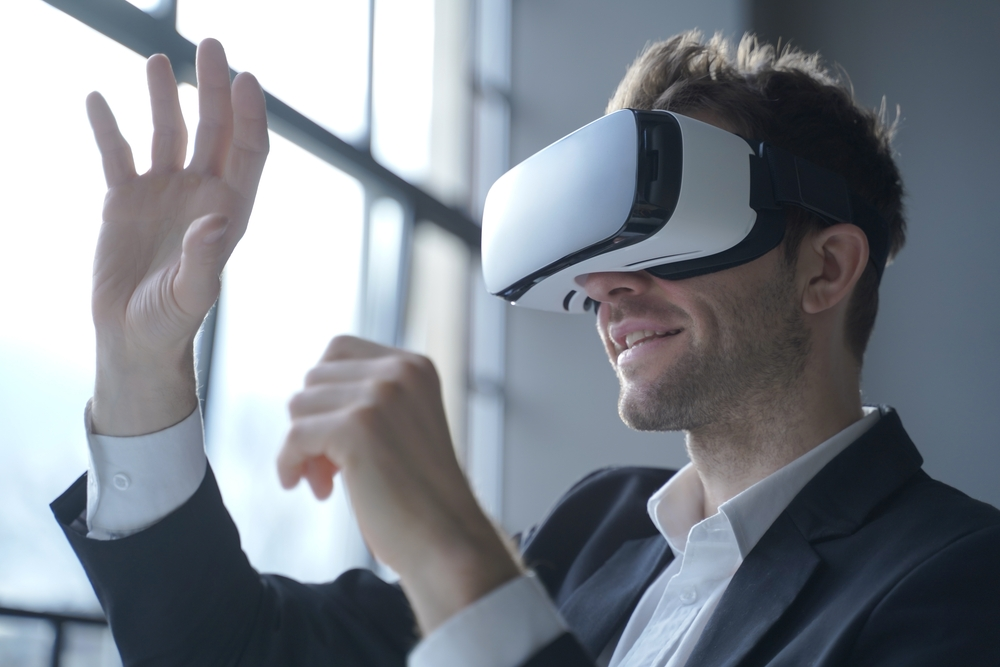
[1, 0, 494, 664]
[0, 0, 158, 615]
[176, 0, 370, 142]
[201, 130, 370, 581]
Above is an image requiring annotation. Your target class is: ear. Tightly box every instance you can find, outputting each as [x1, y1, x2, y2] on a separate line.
[797, 224, 869, 315]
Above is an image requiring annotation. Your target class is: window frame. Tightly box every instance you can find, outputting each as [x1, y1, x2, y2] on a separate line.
[40, 0, 481, 397]
[3, 2, 508, 662]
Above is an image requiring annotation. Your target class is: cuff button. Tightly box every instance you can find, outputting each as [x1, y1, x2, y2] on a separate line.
[112, 473, 131, 491]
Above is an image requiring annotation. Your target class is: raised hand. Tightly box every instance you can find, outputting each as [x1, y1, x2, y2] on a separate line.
[278, 336, 523, 634]
[88, 39, 268, 436]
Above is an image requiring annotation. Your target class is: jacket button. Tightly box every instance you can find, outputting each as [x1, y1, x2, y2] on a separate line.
[112, 473, 131, 491]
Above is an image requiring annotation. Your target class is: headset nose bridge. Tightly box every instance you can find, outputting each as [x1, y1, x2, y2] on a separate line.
[579, 270, 653, 305]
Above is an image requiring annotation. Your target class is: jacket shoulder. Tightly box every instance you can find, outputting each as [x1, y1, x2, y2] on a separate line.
[878, 470, 1000, 550]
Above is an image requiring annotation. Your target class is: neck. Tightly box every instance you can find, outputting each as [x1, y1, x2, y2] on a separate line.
[685, 355, 863, 518]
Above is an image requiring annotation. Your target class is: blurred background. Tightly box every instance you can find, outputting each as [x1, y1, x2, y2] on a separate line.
[0, 0, 996, 664]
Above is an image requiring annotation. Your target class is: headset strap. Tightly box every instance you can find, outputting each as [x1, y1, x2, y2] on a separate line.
[750, 142, 890, 279]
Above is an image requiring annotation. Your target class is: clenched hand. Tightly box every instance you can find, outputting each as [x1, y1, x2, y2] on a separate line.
[279, 336, 523, 634]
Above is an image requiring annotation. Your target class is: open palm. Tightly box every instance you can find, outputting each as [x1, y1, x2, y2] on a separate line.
[89, 39, 268, 353]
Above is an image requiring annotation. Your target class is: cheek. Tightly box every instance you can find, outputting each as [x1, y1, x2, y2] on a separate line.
[691, 303, 720, 345]
[673, 298, 728, 359]
[596, 310, 616, 356]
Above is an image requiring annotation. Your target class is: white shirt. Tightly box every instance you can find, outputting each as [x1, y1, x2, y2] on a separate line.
[83, 405, 879, 667]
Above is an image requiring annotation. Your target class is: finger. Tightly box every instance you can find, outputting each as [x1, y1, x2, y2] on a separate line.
[278, 411, 363, 489]
[289, 380, 375, 418]
[147, 54, 188, 173]
[189, 39, 233, 176]
[321, 335, 398, 362]
[303, 359, 398, 388]
[173, 213, 230, 319]
[86, 92, 137, 188]
[226, 72, 269, 201]
[303, 458, 338, 500]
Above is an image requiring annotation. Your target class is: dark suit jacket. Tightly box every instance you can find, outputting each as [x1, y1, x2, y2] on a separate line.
[52, 407, 1000, 666]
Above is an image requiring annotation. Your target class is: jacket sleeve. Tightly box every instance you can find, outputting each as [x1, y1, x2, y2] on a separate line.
[53, 466, 600, 667]
[848, 524, 1000, 667]
[522, 634, 596, 666]
[52, 467, 418, 666]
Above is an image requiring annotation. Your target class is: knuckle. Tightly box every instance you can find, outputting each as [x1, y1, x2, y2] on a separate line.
[347, 403, 380, 430]
[287, 391, 307, 415]
[303, 365, 325, 387]
[368, 377, 401, 404]
[155, 127, 183, 140]
[323, 335, 356, 360]
[412, 354, 437, 376]
[287, 420, 309, 444]
[398, 353, 438, 386]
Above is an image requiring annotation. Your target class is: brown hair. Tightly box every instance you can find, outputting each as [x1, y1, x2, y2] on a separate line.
[607, 30, 906, 363]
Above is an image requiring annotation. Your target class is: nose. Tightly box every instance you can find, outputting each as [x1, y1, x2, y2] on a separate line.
[580, 270, 655, 305]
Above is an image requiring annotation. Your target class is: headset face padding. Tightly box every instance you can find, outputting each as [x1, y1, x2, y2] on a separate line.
[481, 109, 888, 314]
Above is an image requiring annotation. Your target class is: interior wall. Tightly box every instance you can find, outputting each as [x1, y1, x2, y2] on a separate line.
[501, 0, 748, 534]
[750, 0, 1000, 509]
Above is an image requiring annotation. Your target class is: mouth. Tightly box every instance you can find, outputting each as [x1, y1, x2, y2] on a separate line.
[614, 328, 683, 355]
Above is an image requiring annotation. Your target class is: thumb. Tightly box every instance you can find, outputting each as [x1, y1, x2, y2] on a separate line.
[173, 213, 230, 319]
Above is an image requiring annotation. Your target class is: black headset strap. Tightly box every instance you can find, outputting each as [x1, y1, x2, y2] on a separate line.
[752, 143, 890, 279]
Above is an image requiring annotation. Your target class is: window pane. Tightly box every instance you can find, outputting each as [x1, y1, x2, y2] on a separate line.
[61, 623, 121, 667]
[0, 616, 54, 667]
[404, 223, 471, 459]
[364, 197, 406, 342]
[177, 0, 370, 142]
[200, 123, 370, 581]
[124, 0, 165, 12]
[371, 0, 436, 181]
[0, 0, 165, 613]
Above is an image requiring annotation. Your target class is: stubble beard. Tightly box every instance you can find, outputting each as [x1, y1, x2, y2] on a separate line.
[616, 263, 811, 433]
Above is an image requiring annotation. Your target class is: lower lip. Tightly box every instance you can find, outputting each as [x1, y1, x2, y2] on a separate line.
[616, 331, 684, 367]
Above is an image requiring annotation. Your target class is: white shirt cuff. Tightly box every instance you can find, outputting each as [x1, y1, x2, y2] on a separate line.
[408, 572, 568, 667]
[85, 401, 207, 540]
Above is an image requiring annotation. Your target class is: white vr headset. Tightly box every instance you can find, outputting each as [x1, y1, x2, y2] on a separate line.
[481, 109, 889, 314]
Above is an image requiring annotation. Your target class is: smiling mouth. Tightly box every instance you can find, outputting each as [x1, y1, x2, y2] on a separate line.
[617, 328, 683, 354]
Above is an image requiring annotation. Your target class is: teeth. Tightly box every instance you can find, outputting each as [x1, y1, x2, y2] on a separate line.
[625, 329, 668, 349]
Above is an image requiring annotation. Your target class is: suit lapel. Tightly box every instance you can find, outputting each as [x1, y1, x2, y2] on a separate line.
[559, 534, 673, 658]
[686, 407, 923, 667]
[685, 512, 820, 667]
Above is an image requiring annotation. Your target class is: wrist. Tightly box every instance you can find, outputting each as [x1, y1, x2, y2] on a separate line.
[400, 528, 524, 635]
[92, 336, 198, 436]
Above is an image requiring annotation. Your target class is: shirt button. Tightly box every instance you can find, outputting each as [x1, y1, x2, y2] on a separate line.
[679, 588, 698, 605]
[112, 473, 131, 491]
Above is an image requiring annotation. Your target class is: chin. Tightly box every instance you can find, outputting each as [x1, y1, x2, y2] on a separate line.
[618, 388, 684, 432]
[615, 359, 717, 433]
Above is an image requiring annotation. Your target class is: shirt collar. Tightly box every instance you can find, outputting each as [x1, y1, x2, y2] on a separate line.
[647, 407, 881, 558]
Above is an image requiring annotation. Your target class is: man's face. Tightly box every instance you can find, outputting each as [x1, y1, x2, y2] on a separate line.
[582, 248, 811, 432]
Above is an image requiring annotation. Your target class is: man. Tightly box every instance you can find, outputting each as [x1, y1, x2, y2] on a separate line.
[52, 30, 1000, 666]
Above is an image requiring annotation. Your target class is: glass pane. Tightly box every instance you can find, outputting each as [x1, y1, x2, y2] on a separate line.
[61, 623, 121, 667]
[0, 616, 54, 667]
[364, 197, 406, 343]
[124, 0, 166, 13]
[0, 0, 165, 614]
[177, 0, 370, 142]
[201, 125, 370, 581]
[371, 0, 436, 181]
[404, 223, 471, 459]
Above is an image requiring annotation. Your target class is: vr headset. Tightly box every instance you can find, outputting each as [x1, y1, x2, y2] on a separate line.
[481, 109, 889, 314]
